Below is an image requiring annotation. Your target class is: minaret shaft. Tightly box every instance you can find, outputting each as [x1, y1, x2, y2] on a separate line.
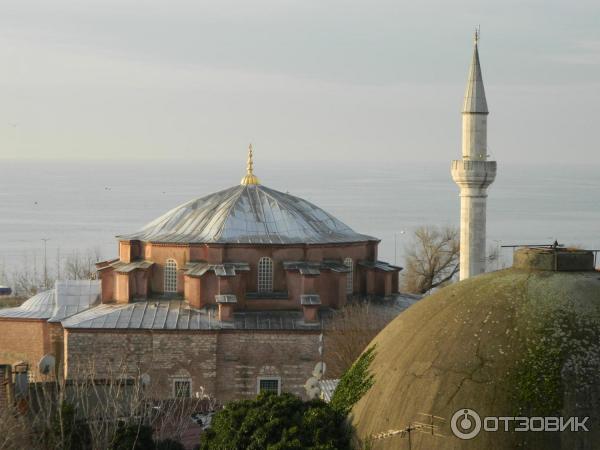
[451, 36, 496, 281]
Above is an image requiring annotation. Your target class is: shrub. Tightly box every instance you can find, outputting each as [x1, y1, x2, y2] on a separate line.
[200, 392, 351, 450]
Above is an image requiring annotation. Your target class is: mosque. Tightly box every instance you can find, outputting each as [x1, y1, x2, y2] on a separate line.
[0, 153, 400, 401]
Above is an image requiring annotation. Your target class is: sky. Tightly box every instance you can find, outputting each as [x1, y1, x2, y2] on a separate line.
[0, 0, 599, 164]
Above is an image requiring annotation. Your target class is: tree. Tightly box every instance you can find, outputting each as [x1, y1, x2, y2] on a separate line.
[200, 393, 351, 450]
[325, 303, 394, 378]
[402, 226, 460, 294]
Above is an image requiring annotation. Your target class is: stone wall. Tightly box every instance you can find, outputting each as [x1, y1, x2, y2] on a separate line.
[64, 328, 320, 402]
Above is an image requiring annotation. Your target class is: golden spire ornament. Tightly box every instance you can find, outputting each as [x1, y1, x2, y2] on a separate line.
[240, 143, 260, 185]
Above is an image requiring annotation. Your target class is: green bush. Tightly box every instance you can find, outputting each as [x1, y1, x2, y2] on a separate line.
[200, 392, 351, 450]
[110, 423, 155, 450]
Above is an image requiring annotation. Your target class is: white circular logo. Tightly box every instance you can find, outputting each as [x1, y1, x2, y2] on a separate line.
[451, 408, 482, 440]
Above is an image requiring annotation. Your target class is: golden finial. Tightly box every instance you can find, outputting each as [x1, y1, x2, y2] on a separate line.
[240, 143, 260, 185]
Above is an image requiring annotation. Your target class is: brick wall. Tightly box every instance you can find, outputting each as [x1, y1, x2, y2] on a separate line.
[0, 319, 51, 379]
[216, 331, 320, 402]
[65, 328, 320, 402]
[0, 364, 11, 409]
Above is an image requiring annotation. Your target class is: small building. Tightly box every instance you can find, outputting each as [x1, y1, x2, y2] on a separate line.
[0, 149, 401, 401]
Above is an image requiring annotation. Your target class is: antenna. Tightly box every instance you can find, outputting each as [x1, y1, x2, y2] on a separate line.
[475, 25, 481, 44]
[371, 413, 446, 449]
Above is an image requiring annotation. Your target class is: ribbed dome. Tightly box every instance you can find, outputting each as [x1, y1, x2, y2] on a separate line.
[118, 184, 376, 245]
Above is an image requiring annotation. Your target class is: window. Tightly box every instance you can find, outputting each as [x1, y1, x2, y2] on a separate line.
[173, 378, 191, 398]
[164, 259, 178, 293]
[257, 377, 281, 395]
[344, 258, 353, 294]
[258, 257, 273, 292]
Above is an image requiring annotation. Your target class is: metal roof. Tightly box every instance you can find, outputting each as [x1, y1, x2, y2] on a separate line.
[319, 379, 340, 403]
[117, 184, 377, 245]
[300, 294, 321, 305]
[215, 294, 238, 303]
[358, 260, 402, 272]
[462, 42, 488, 114]
[283, 260, 351, 275]
[184, 262, 250, 277]
[0, 280, 100, 321]
[62, 300, 327, 330]
[111, 260, 154, 273]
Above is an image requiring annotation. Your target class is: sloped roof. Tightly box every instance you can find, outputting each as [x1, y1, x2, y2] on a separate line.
[0, 280, 100, 321]
[117, 184, 376, 245]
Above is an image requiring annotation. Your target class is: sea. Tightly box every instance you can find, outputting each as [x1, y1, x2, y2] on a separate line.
[0, 159, 598, 282]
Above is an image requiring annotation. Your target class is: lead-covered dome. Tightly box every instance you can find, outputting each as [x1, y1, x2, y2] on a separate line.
[118, 184, 376, 245]
[352, 248, 600, 450]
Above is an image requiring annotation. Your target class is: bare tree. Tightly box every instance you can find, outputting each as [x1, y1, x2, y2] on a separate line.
[324, 302, 396, 378]
[62, 248, 102, 281]
[402, 226, 460, 295]
[0, 359, 214, 450]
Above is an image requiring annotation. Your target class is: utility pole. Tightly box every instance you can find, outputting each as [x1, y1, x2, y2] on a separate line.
[41, 239, 50, 289]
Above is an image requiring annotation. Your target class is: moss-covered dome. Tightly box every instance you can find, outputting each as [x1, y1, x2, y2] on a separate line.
[352, 248, 600, 450]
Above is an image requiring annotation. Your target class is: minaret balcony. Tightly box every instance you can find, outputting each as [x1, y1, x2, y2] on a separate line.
[451, 159, 497, 193]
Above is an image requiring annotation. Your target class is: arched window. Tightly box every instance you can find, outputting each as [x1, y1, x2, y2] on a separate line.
[344, 258, 353, 294]
[164, 259, 178, 293]
[258, 257, 273, 293]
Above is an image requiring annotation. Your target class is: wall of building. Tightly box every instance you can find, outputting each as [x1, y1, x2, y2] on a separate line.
[108, 240, 391, 304]
[0, 319, 52, 379]
[64, 328, 320, 402]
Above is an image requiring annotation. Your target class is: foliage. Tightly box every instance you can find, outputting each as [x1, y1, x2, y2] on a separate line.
[155, 438, 186, 450]
[200, 392, 351, 450]
[512, 309, 600, 416]
[44, 402, 92, 450]
[110, 423, 155, 450]
[330, 346, 376, 416]
[402, 226, 459, 294]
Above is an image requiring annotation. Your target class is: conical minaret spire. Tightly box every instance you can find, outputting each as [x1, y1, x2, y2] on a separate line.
[451, 31, 497, 280]
[463, 30, 488, 114]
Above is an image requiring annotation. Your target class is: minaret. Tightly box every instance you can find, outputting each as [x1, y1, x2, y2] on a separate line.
[451, 30, 497, 280]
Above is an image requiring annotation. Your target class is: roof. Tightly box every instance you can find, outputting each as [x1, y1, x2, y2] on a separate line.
[319, 379, 340, 402]
[62, 300, 328, 330]
[0, 280, 100, 321]
[352, 265, 600, 450]
[184, 262, 250, 277]
[111, 260, 154, 273]
[283, 260, 351, 275]
[462, 41, 488, 114]
[358, 260, 402, 272]
[117, 184, 377, 245]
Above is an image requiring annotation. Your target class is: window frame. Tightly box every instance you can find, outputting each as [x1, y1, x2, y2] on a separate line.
[172, 377, 192, 398]
[164, 258, 178, 293]
[257, 376, 281, 395]
[344, 257, 353, 294]
[257, 257, 274, 293]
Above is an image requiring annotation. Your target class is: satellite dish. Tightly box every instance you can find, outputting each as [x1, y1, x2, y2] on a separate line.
[38, 354, 56, 375]
[304, 376, 319, 391]
[312, 361, 326, 379]
[306, 386, 321, 399]
[140, 373, 151, 387]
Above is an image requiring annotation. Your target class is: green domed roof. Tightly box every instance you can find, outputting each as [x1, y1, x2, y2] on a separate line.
[352, 248, 600, 450]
